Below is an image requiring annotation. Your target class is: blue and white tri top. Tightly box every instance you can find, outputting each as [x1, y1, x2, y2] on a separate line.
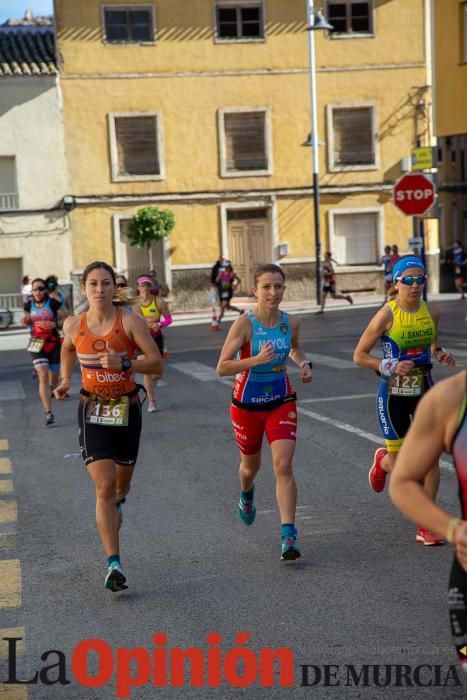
[232, 309, 295, 409]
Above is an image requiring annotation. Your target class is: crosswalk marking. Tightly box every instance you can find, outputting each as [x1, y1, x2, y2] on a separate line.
[0, 458, 12, 474]
[0, 560, 21, 607]
[0, 688, 28, 699]
[303, 353, 355, 369]
[0, 627, 25, 660]
[0, 500, 17, 525]
[0, 480, 13, 494]
[0, 440, 8, 451]
[171, 361, 232, 386]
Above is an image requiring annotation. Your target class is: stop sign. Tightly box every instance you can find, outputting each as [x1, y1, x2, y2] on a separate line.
[393, 173, 436, 216]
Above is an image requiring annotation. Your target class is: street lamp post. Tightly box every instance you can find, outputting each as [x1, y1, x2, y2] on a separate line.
[306, 2, 333, 306]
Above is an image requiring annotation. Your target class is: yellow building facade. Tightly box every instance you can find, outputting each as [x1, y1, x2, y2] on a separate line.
[434, 0, 467, 290]
[56, 0, 436, 306]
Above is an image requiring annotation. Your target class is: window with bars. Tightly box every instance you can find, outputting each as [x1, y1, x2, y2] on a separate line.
[330, 106, 375, 169]
[221, 110, 269, 175]
[327, 1, 372, 35]
[103, 5, 155, 43]
[109, 114, 162, 181]
[216, 3, 264, 40]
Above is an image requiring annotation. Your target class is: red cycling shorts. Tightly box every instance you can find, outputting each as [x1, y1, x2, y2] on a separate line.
[230, 401, 297, 455]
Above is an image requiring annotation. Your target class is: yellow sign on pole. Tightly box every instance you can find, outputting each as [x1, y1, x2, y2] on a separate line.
[411, 147, 434, 171]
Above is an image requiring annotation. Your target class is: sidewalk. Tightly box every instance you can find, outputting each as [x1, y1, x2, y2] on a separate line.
[170, 290, 462, 326]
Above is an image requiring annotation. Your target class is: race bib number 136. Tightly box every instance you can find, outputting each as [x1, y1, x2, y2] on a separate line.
[85, 395, 129, 427]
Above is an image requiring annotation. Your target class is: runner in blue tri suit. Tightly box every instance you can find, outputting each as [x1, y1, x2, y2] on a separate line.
[217, 263, 313, 561]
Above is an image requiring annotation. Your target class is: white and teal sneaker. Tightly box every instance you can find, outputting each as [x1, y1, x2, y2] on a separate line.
[105, 563, 128, 592]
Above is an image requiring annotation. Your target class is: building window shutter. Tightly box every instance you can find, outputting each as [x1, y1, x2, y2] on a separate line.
[334, 212, 378, 264]
[333, 107, 374, 166]
[216, 4, 263, 39]
[114, 116, 159, 176]
[224, 112, 267, 171]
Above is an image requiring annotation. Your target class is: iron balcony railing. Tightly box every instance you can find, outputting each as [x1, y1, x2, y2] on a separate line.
[0, 193, 19, 210]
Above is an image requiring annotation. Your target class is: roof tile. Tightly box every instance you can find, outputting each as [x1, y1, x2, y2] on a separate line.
[0, 28, 56, 77]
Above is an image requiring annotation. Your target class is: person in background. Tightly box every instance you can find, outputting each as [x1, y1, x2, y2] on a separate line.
[316, 252, 353, 315]
[21, 275, 32, 305]
[216, 260, 243, 324]
[381, 245, 393, 298]
[453, 240, 466, 300]
[390, 244, 401, 269]
[134, 275, 173, 412]
[45, 275, 72, 314]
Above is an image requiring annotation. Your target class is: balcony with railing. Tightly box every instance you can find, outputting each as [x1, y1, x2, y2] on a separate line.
[0, 193, 19, 210]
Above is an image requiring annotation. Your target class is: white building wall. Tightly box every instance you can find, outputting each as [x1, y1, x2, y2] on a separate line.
[0, 76, 72, 287]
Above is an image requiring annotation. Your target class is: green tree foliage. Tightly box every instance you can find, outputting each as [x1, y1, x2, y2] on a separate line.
[127, 206, 175, 269]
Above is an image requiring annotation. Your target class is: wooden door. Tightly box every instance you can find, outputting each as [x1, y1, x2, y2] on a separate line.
[227, 210, 270, 293]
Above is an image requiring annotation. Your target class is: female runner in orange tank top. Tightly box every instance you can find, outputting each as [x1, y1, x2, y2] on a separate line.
[54, 261, 163, 592]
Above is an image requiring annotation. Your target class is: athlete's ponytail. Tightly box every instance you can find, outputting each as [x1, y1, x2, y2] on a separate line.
[112, 287, 139, 307]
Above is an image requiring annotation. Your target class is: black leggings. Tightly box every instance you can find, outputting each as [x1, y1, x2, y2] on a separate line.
[448, 557, 467, 666]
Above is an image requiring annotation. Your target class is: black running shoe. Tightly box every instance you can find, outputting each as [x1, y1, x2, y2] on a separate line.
[45, 412, 55, 426]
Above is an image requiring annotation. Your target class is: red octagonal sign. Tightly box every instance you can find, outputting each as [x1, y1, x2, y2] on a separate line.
[393, 173, 436, 216]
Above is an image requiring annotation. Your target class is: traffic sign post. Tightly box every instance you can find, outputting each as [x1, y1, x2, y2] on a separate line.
[393, 173, 436, 302]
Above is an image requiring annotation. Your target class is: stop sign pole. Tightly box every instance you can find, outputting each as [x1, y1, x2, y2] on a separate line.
[393, 172, 436, 301]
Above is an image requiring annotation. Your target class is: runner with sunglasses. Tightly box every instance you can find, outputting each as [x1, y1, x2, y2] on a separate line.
[354, 256, 456, 545]
[22, 278, 67, 425]
[135, 275, 172, 412]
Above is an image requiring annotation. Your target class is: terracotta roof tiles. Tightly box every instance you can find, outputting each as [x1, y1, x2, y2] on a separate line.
[0, 28, 56, 77]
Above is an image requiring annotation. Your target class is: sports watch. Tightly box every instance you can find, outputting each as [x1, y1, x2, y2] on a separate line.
[121, 357, 132, 372]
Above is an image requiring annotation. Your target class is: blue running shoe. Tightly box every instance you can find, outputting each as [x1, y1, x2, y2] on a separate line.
[281, 534, 301, 561]
[105, 563, 128, 592]
[237, 489, 256, 526]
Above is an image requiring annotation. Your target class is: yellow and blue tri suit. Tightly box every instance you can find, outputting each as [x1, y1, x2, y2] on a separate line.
[377, 299, 436, 452]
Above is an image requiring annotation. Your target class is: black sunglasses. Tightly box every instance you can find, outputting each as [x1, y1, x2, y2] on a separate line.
[32, 286, 46, 292]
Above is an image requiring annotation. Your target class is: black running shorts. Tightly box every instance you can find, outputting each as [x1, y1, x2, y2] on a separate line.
[78, 399, 142, 466]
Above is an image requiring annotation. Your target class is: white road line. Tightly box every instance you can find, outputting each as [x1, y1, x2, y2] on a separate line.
[306, 353, 355, 370]
[171, 361, 232, 386]
[298, 406, 454, 473]
[299, 393, 374, 403]
[0, 381, 25, 401]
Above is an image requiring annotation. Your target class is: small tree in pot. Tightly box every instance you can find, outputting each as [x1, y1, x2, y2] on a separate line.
[127, 206, 175, 271]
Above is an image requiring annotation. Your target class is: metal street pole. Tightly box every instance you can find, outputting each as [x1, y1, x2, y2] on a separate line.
[307, 0, 322, 306]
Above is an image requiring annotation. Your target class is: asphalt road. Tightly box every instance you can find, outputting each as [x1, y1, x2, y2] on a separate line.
[0, 301, 466, 699]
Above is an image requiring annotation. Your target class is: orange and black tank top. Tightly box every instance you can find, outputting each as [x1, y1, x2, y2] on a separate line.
[76, 308, 138, 398]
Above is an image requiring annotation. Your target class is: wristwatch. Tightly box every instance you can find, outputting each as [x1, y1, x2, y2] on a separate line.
[300, 360, 313, 370]
[121, 357, 132, 372]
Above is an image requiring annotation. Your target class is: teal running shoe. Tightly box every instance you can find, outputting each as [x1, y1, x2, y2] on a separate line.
[237, 489, 256, 526]
[281, 533, 301, 561]
[105, 563, 128, 592]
